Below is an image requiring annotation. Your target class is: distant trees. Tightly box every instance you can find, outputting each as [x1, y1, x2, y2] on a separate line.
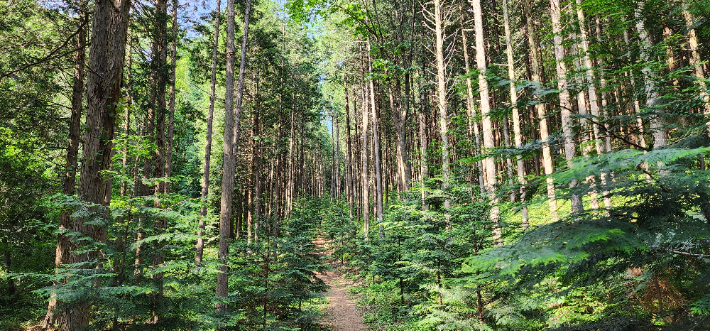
[306, 0, 710, 234]
[293, 0, 710, 327]
[1, 0, 334, 329]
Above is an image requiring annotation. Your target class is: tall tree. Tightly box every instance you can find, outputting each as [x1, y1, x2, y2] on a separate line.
[635, 1, 667, 149]
[459, 3, 485, 195]
[344, 76, 355, 215]
[525, 0, 558, 221]
[149, 0, 169, 319]
[682, 0, 710, 135]
[165, 0, 178, 195]
[360, 44, 370, 238]
[502, 0, 528, 228]
[197, 0, 221, 266]
[217, 0, 252, 310]
[575, 0, 612, 209]
[432, 0, 451, 217]
[43, 0, 132, 328]
[472, 0, 500, 239]
[367, 41, 383, 226]
[43, 10, 87, 329]
[217, 0, 237, 311]
[550, 0, 583, 213]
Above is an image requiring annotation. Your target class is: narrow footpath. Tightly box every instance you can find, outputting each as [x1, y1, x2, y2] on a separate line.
[313, 237, 367, 331]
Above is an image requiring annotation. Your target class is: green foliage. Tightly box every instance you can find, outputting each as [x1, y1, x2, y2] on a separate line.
[461, 138, 710, 329]
[0, 0, 69, 318]
[321, 180, 492, 331]
[320, 199, 358, 266]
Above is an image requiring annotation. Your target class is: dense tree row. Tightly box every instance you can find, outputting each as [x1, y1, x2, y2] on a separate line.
[1, 0, 337, 329]
[298, 0, 710, 328]
[306, 0, 710, 231]
[1, 0, 710, 329]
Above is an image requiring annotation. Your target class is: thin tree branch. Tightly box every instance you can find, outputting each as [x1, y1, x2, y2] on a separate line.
[0, 18, 89, 81]
[670, 250, 710, 258]
[588, 117, 651, 151]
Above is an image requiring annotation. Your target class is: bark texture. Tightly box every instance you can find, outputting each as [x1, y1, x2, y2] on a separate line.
[197, 0, 221, 266]
[44, 0, 131, 328]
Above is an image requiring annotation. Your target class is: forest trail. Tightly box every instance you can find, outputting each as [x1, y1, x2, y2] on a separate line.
[313, 236, 367, 331]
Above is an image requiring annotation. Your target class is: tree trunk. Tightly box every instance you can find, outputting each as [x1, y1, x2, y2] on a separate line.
[459, 6, 486, 195]
[433, 0, 451, 219]
[253, 113, 262, 245]
[388, 79, 410, 192]
[331, 115, 336, 200]
[472, 0, 501, 240]
[231, 0, 252, 152]
[550, 0, 583, 213]
[165, 0, 178, 195]
[286, 73, 296, 216]
[44, 11, 87, 329]
[623, 29, 647, 150]
[44, 0, 131, 328]
[345, 77, 355, 216]
[635, 2, 667, 149]
[197, 0, 221, 266]
[150, 0, 169, 320]
[419, 106, 428, 211]
[121, 34, 133, 197]
[336, 115, 342, 200]
[575, 1, 612, 209]
[367, 42, 383, 226]
[360, 44, 370, 239]
[682, 0, 710, 135]
[216, 0, 237, 312]
[502, 0, 528, 228]
[525, 0, 558, 221]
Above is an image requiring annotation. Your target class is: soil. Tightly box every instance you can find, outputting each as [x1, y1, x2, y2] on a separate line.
[314, 237, 367, 331]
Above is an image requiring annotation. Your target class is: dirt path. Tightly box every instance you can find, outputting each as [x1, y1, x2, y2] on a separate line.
[313, 237, 367, 331]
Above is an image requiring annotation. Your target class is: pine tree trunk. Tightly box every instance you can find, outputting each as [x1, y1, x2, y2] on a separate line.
[623, 29, 647, 150]
[253, 114, 262, 245]
[231, 0, 252, 155]
[550, 0, 583, 213]
[331, 116, 336, 201]
[44, 12, 87, 329]
[472, 0, 501, 240]
[165, 0, 178, 195]
[459, 7, 486, 195]
[635, 2, 667, 149]
[360, 44, 370, 238]
[336, 116, 342, 200]
[525, 0, 558, 221]
[388, 78, 410, 192]
[44, 0, 131, 328]
[433, 0, 451, 218]
[575, 0, 612, 209]
[217, 0, 237, 312]
[682, 0, 710, 135]
[367, 42, 384, 226]
[197, 0, 221, 266]
[345, 77, 355, 216]
[502, 0, 528, 228]
[419, 104, 428, 211]
[283, 25, 296, 216]
[218, 0, 251, 311]
[150, 0, 168, 320]
[121, 34, 133, 197]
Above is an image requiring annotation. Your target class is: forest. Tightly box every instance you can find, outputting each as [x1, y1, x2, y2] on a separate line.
[1, 0, 710, 329]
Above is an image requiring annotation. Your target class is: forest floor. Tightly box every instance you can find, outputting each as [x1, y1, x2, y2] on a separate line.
[313, 236, 367, 331]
